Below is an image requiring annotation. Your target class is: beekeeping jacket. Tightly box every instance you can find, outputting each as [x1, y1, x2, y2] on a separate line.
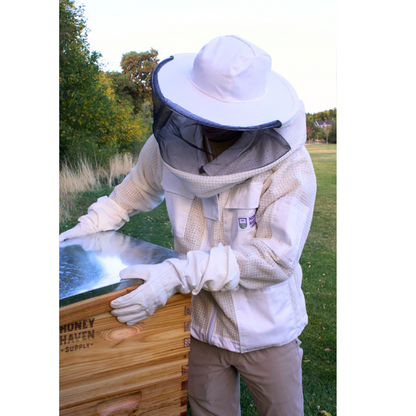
[80, 102, 316, 353]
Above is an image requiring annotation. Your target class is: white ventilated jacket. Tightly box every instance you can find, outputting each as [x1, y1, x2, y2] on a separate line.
[103, 102, 316, 353]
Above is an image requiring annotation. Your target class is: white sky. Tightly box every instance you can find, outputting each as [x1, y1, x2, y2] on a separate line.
[79, 0, 337, 114]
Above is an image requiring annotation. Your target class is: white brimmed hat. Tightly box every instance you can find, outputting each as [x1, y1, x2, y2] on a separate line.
[152, 35, 300, 129]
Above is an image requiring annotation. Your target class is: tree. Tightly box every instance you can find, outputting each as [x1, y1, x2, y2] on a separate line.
[59, 0, 90, 65]
[309, 108, 337, 123]
[306, 114, 321, 140]
[59, 0, 146, 166]
[120, 49, 159, 108]
[328, 108, 336, 119]
[60, 0, 99, 107]
[328, 119, 337, 143]
[105, 71, 141, 113]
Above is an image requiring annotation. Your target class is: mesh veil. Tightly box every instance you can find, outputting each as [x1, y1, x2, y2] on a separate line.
[152, 56, 292, 176]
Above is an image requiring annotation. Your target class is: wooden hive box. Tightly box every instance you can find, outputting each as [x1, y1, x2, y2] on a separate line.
[59, 232, 191, 416]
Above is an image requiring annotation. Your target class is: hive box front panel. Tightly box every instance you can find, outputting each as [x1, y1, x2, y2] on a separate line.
[60, 290, 191, 416]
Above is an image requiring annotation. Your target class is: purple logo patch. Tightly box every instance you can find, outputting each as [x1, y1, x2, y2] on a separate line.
[238, 214, 256, 231]
[238, 217, 248, 229]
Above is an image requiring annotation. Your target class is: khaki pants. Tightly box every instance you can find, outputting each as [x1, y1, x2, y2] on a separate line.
[188, 337, 304, 416]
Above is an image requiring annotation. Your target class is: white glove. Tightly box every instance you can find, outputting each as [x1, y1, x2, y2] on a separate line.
[59, 196, 129, 242]
[110, 243, 240, 325]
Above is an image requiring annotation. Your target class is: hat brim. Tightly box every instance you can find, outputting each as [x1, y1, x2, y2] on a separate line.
[156, 53, 300, 128]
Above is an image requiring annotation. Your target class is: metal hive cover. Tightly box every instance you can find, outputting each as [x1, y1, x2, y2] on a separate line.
[59, 231, 184, 307]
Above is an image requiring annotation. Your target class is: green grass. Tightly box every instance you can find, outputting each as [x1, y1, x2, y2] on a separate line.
[60, 144, 336, 415]
[300, 144, 336, 416]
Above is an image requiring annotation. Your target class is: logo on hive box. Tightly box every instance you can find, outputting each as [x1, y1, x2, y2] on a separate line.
[60, 319, 95, 353]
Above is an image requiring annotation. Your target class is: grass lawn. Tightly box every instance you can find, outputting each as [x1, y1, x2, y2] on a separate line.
[300, 144, 336, 415]
[59, 144, 336, 415]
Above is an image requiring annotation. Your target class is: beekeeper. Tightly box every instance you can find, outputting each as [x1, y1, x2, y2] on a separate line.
[60, 35, 317, 416]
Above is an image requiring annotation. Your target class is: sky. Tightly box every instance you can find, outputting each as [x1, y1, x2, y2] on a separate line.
[78, 0, 337, 114]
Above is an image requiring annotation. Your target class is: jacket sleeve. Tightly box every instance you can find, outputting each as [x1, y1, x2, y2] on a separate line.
[109, 135, 165, 215]
[232, 146, 317, 289]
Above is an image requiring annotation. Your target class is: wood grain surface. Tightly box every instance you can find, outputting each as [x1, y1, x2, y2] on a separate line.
[60, 290, 191, 415]
[60, 377, 188, 416]
[96, 392, 142, 416]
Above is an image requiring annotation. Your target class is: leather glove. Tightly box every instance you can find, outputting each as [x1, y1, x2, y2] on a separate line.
[59, 196, 129, 242]
[110, 243, 240, 325]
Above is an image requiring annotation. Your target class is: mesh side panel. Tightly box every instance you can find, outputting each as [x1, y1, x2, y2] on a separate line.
[209, 192, 228, 248]
[191, 290, 215, 336]
[211, 291, 240, 345]
[173, 197, 206, 254]
[109, 137, 165, 214]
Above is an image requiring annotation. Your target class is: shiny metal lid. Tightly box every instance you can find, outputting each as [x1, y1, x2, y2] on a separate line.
[59, 231, 184, 307]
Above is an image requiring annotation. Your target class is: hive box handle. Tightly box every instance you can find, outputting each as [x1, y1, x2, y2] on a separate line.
[96, 392, 142, 415]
